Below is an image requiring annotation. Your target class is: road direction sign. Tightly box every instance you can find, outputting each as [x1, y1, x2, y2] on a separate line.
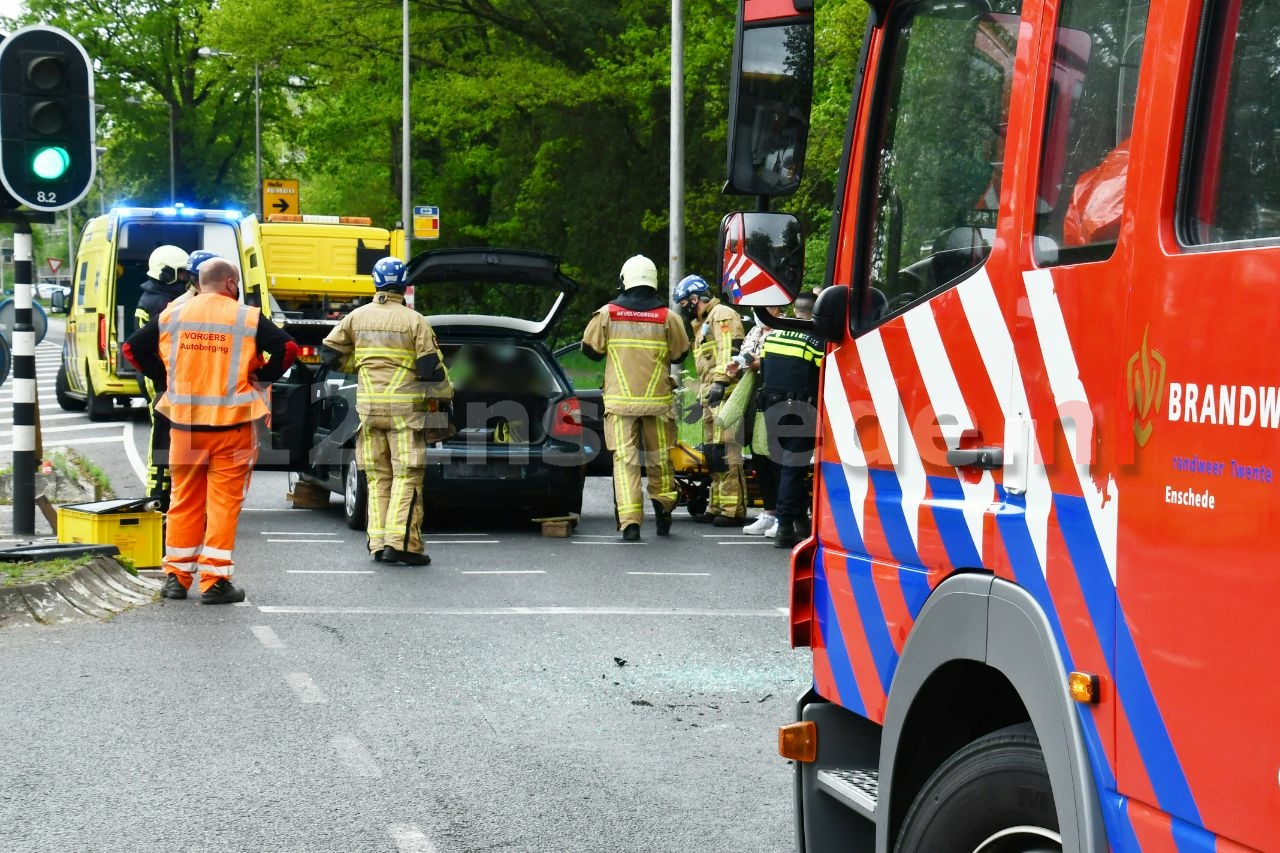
[47, 258, 62, 275]
[414, 205, 439, 240]
[263, 179, 300, 217]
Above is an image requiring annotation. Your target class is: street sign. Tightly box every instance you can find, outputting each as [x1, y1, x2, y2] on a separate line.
[47, 258, 62, 275]
[414, 205, 440, 240]
[263, 179, 300, 217]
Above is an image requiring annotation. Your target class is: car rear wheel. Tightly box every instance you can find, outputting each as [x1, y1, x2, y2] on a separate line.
[55, 364, 85, 412]
[894, 724, 1060, 853]
[344, 458, 368, 530]
[85, 374, 113, 421]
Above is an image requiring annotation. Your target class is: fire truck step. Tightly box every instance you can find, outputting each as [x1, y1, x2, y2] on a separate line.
[816, 768, 879, 820]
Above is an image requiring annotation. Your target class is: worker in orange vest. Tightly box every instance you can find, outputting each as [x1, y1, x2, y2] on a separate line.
[124, 258, 298, 604]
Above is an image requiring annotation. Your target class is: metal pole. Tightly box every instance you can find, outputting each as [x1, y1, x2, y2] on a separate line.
[669, 0, 684, 307]
[67, 209, 75, 282]
[12, 222, 34, 535]
[402, 0, 411, 247]
[168, 103, 175, 204]
[255, 63, 262, 218]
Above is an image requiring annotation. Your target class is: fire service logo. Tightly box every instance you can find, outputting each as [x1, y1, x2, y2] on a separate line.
[1127, 326, 1166, 447]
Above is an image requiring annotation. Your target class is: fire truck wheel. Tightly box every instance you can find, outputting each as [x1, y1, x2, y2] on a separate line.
[893, 723, 1060, 853]
[85, 374, 113, 421]
[56, 363, 85, 412]
[343, 458, 368, 530]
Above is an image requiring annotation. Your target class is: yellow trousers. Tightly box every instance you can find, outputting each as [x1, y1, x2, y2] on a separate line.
[358, 415, 426, 554]
[703, 405, 746, 519]
[605, 413, 676, 529]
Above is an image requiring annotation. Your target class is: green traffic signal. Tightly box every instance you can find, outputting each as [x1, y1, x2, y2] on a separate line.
[31, 146, 69, 180]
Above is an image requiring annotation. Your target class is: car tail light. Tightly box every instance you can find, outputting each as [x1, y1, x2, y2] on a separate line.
[297, 345, 320, 364]
[551, 396, 583, 440]
[97, 313, 107, 359]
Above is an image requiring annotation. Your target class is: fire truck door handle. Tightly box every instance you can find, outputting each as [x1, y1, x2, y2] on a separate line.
[946, 447, 1003, 470]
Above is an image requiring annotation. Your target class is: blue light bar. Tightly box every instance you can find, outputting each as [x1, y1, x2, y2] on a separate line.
[158, 207, 178, 216]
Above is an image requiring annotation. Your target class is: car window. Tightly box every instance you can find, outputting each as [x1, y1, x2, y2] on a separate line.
[552, 341, 603, 391]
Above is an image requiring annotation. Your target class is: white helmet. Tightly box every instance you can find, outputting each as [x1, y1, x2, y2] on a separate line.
[148, 245, 190, 285]
[619, 255, 658, 290]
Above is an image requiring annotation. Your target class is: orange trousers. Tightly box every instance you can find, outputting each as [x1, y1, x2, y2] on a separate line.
[163, 423, 258, 594]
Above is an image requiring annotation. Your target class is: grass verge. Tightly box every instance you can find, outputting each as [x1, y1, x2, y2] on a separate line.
[0, 555, 94, 588]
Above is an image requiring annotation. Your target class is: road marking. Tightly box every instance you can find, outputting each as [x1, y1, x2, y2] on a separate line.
[286, 569, 375, 575]
[241, 508, 301, 512]
[572, 541, 648, 546]
[627, 571, 711, 576]
[268, 538, 346, 544]
[776, 607, 789, 614]
[262, 531, 340, 536]
[285, 672, 327, 704]
[250, 625, 285, 649]
[717, 541, 775, 545]
[388, 824, 439, 853]
[122, 417, 146, 484]
[0, 411, 89, 423]
[330, 735, 383, 779]
[423, 532, 496, 537]
[460, 570, 545, 575]
[0, 421, 123, 437]
[423, 540, 497, 545]
[259, 605, 787, 617]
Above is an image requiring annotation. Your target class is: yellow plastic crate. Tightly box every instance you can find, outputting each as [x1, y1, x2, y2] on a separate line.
[57, 499, 163, 569]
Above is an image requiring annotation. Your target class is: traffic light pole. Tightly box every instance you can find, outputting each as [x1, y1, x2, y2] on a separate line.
[11, 219, 34, 534]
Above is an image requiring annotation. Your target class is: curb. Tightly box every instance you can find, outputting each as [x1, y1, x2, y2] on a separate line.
[0, 556, 161, 628]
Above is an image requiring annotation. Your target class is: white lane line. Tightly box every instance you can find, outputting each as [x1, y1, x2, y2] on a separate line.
[268, 538, 346, 544]
[0, 434, 127, 451]
[776, 607, 789, 614]
[250, 625, 285, 650]
[262, 531, 340, 536]
[123, 416, 148, 489]
[572, 541, 648, 546]
[388, 824, 439, 853]
[717, 541, 775, 545]
[460, 570, 545, 575]
[233, 598, 253, 608]
[0, 411, 90, 423]
[423, 539, 497, 545]
[260, 605, 788, 617]
[330, 735, 383, 779]
[285, 672, 327, 704]
[627, 571, 711, 577]
[424, 532, 496, 537]
[286, 569, 375, 575]
[0, 421, 123, 437]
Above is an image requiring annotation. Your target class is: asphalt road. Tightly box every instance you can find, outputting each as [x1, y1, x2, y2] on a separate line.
[0, 318, 812, 853]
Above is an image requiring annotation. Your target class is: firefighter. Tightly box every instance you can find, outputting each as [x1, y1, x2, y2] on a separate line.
[134, 244, 190, 511]
[582, 255, 690, 541]
[758, 290, 823, 549]
[123, 258, 298, 604]
[321, 257, 452, 566]
[674, 273, 747, 525]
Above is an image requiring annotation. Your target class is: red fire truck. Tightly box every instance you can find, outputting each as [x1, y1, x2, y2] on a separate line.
[717, 0, 1280, 850]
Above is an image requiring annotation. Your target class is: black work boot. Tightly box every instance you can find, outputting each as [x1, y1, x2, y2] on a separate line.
[774, 518, 798, 549]
[383, 546, 431, 566]
[371, 549, 384, 562]
[713, 515, 747, 528]
[652, 501, 673, 537]
[160, 574, 188, 600]
[200, 579, 246, 605]
[793, 516, 812, 542]
[622, 523, 641, 542]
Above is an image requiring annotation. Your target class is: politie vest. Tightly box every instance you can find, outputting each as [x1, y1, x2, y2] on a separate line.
[761, 329, 823, 400]
[593, 302, 679, 417]
[157, 293, 269, 428]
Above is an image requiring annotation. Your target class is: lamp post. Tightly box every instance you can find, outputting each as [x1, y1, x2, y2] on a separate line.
[198, 47, 261, 216]
[402, 0, 411, 245]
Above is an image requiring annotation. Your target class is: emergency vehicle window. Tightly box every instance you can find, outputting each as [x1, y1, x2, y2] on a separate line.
[859, 0, 1022, 332]
[1182, 1, 1280, 245]
[1033, 0, 1150, 265]
[76, 260, 88, 306]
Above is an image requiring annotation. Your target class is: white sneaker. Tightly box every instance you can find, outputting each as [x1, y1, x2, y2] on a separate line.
[743, 514, 776, 536]
[764, 518, 781, 538]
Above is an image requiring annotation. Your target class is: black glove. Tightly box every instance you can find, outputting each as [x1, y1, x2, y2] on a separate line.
[707, 381, 728, 407]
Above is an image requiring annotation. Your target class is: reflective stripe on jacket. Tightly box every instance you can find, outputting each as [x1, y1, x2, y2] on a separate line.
[157, 293, 269, 427]
[760, 329, 824, 399]
[321, 292, 449, 430]
[583, 302, 690, 417]
[694, 299, 744, 388]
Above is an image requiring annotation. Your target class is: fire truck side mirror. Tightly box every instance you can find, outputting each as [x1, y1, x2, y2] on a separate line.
[811, 284, 849, 343]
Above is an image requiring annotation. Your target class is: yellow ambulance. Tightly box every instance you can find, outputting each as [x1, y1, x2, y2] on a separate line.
[55, 205, 273, 419]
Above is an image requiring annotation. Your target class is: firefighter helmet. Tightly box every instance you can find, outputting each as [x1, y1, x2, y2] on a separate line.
[184, 250, 219, 276]
[673, 274, 710, 303]
[619, 255, 659, 291]
[148, 245, 190, 285]
[372, 256, 408, 290]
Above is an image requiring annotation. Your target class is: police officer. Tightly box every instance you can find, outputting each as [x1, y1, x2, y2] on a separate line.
[321, 257, 452, 566]
[758, 290, 823, 549]
[674, 274, 747, 526]
[134, 245, 190, 511]
[582, 255, 690, 541]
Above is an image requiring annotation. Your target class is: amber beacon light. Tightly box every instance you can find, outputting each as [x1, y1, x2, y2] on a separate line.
[778, 721, 818, 763]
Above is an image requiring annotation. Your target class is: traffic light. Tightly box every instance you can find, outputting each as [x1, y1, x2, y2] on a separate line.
[0, 26, 94, 212]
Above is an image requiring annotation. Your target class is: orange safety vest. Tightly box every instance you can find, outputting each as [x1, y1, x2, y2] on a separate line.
[156, 293, 269, 427]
